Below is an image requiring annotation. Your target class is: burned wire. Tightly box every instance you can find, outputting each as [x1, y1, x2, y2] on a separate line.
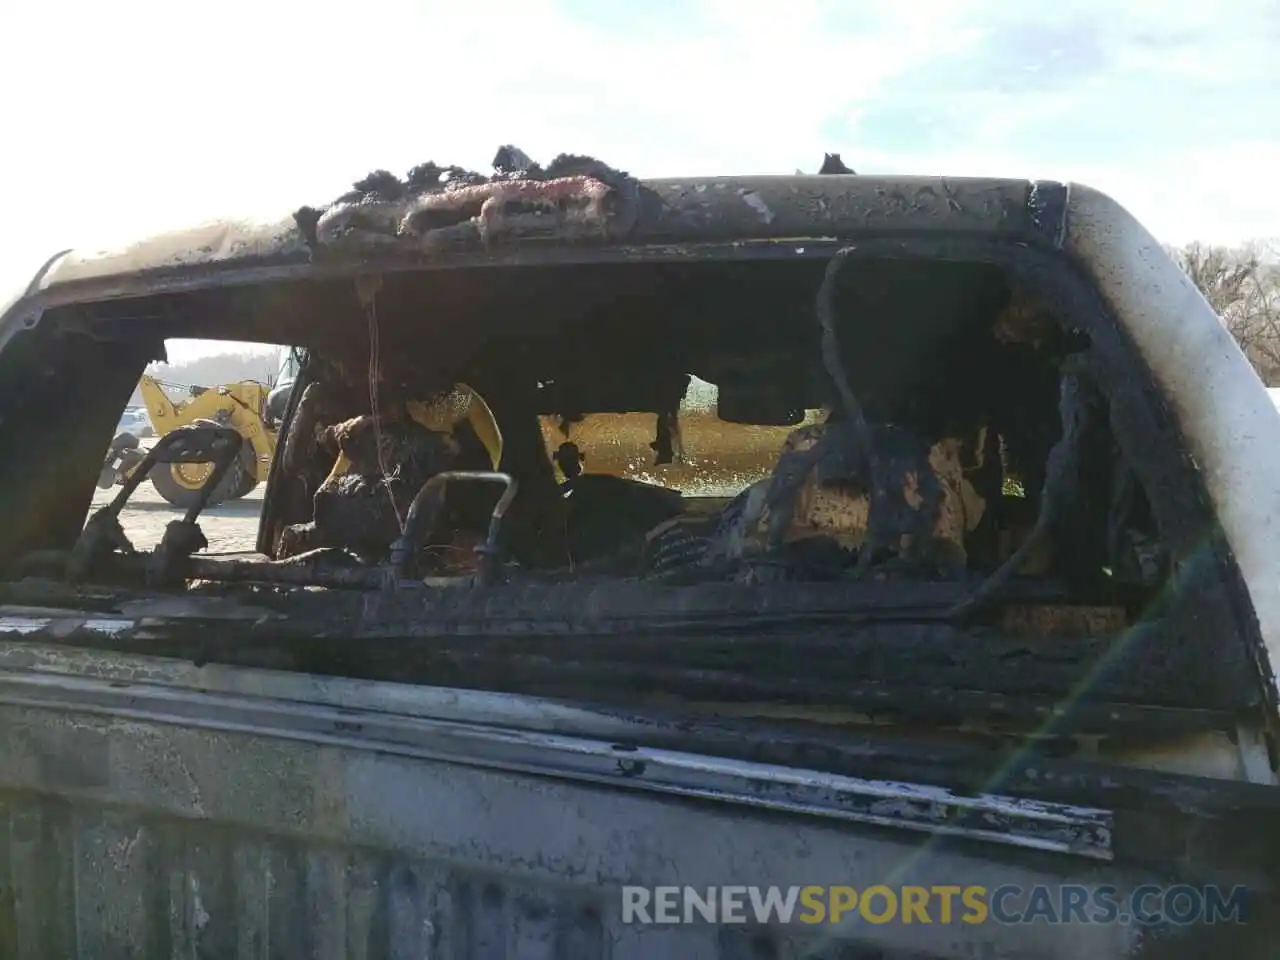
[815, 248, 882, 572]
[356, 274, 405, 535]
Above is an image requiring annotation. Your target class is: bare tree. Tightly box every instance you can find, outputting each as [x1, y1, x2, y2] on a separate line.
[1169, 242, 1280, 384]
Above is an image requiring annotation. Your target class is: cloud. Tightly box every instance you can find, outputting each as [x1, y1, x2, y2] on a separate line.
[830, 0, 1279, 242]
[0, 0, 1275, 310]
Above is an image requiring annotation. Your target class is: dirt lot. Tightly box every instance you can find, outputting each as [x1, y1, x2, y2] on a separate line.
[89, 480, 264, 554]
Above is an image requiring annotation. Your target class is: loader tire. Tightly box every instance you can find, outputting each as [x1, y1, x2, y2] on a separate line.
[149, 444, 249, 509]
[227, 445, 260, 499]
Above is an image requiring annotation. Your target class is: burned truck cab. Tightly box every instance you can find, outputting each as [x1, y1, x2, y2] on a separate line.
[0, 151, 1277, 958]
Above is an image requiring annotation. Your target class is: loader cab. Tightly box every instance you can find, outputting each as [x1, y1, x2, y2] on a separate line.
[265, 347, 304, 428]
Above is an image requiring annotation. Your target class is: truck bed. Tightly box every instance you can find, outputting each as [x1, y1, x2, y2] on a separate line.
[0, 638, 1169, 960]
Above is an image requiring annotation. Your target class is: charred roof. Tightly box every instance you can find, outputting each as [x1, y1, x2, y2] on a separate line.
[6, 146, 1068, 318]
[291, 148, 643, 257]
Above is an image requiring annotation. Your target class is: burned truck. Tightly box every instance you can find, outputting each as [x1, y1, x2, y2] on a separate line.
[0, 149, 1277, 958]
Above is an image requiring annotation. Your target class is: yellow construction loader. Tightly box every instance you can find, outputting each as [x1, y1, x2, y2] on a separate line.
[100, 374, 278, 508]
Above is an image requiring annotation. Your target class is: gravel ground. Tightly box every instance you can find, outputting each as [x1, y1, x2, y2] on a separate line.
[89, 473, 265, 554]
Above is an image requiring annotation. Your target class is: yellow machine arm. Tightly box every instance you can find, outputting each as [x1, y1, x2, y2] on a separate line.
[136, 374, 277, 483]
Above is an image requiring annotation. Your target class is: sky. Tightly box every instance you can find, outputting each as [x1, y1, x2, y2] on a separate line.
[1, 0, 1277, 362]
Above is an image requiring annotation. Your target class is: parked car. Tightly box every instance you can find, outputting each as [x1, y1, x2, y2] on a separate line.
[115, 405, 154, 438]
[0, 154, 1277, 958]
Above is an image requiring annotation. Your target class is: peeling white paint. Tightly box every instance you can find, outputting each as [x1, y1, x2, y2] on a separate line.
[190, 875, 211, 930]
[739, 190, 775, 225]
[108, 827, 144, 870]
[0, 617, 50, 634]
[82, 619, 134, 635]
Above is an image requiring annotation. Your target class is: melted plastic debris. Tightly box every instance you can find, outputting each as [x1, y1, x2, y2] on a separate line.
[818, 153, 855, 175]
[294, 146, 641, 256]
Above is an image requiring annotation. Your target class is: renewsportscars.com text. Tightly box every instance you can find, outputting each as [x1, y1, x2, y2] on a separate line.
[621, 884, 1249, 927]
